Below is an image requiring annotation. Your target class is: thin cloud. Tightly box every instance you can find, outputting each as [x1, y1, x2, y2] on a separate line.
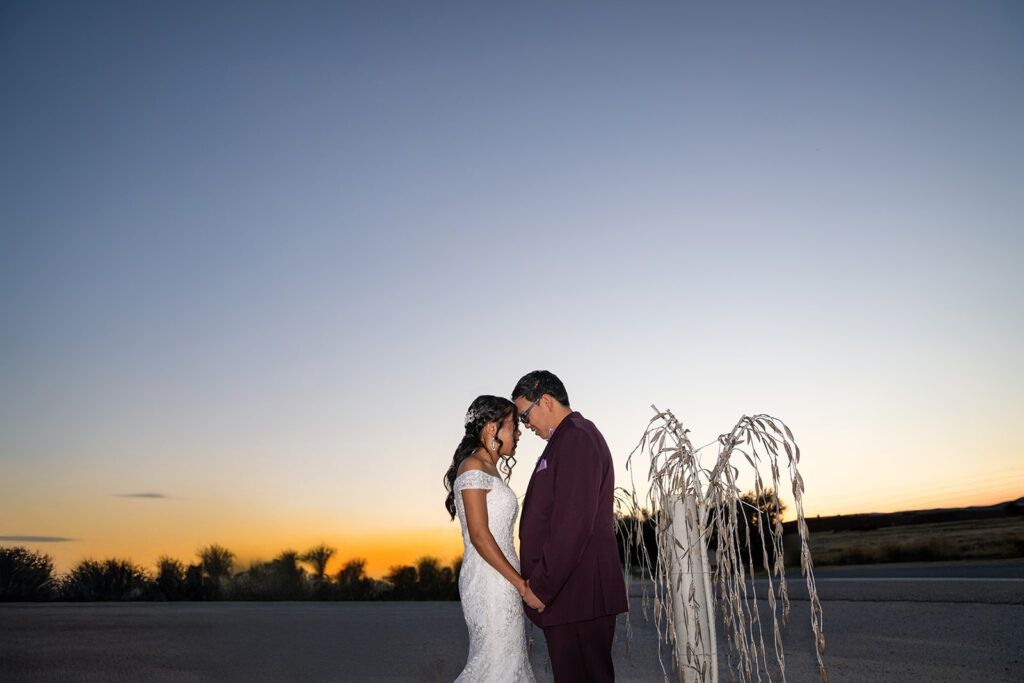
[116, 493, 168, 499]
[0, 536, 76, 542]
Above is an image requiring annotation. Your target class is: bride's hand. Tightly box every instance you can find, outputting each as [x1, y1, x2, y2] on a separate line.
[523, 580, 546, 612]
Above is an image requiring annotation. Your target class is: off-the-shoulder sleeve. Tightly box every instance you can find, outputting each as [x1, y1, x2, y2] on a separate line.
[454, 470, 494, 492]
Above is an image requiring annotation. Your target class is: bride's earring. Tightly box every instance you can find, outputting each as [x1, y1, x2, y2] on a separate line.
[490, 438, 497, 451]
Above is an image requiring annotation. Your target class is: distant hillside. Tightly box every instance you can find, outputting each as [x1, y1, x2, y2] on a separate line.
[784, 497, 1024, 534]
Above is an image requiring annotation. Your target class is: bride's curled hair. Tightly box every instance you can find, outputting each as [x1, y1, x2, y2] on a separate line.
[444, 395, 518, 520]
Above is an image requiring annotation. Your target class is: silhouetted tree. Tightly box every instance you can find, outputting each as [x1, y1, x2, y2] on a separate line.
[381, 557, 459, 601]
[415, 557, 442, 598]
[335, 558, 375, 600]
[616, 494, 786, 578]
[300, 544, 335, 580]
[438, 565, 457, 600]
[414, 556, 458, 599]
[182, 563, 209, 599]
[61, 559, 150, 601]
[740, 489, 786, 533]
[453, 557, 463, 583]
[384, 564, 418, 600]
[154, 557, 186, 601]
[229, 551, 309, 600]
[228, 563, 269, 600]
[337, 558, 367, 585]
[197, 544, 234, 581]
[300, 544, 335, 598]
[269, 550, 308, 599]
[197, 544, 234, 598]
[0, 546, 56, 601]
[737, 488, 787, 569]
[615, 510, 659, 575]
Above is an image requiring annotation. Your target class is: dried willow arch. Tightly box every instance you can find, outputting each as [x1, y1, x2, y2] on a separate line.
[617, 406, 827, 683]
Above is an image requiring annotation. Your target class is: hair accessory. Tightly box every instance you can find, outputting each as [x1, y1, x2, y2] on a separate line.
[464, 408, 480, 427]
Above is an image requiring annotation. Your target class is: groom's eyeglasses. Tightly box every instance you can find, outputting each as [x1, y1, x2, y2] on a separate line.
[519, 397, 541, 425]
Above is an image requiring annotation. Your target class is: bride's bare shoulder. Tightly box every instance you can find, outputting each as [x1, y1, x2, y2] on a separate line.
[458, 453, 485, 476]
[457, 451, 497, 477]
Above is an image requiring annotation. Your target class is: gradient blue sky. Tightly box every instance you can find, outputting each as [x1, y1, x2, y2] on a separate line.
[2, 1, 1022, 575]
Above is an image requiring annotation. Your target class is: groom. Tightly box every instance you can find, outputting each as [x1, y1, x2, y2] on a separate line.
[513, 370, 628, 682]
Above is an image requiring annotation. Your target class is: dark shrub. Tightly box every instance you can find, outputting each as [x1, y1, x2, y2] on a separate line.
[61, 558, 151, 601]
[154, 557, 187, 600]
[228, 551, 309, 600]
[0, 546, 56, 601]
[381, 558, 459, 601]
[335, 559, 376, 600]
[196, 544, 235, 599]
[414, 557, 458, 600]
[384, 565, 418, 600]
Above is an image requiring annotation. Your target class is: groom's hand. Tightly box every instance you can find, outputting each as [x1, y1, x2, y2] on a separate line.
[523, 580, 546, 612]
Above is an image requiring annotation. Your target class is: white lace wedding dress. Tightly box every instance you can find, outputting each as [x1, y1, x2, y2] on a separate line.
[453, 470, 536, 682]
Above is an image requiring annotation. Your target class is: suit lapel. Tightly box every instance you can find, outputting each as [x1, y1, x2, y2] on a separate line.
[521, 413, 577, 517]
[521, 442, 552, 517]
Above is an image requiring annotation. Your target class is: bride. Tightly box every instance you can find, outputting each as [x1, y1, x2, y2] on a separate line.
[443, 395, 543, 682]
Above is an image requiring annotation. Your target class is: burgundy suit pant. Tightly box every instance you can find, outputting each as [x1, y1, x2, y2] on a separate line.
[542, 614, 617, 682]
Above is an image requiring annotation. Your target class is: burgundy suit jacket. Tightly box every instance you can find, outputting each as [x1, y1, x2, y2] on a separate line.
[519, 411, 629, 627]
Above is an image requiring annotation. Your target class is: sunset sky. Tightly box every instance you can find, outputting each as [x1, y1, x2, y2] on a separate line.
[2, 1, 1022, 578]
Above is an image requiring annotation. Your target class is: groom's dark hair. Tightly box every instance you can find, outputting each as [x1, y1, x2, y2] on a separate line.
[512, 370, 570, 407]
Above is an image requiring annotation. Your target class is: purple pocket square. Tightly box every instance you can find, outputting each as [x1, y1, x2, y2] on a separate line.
[535, 459, 548, 472]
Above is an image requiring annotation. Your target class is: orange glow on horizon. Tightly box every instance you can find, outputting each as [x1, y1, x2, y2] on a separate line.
[23, 525, 467, 580]
[321, 527, 466, 579]
[11, 488, 1019, 579]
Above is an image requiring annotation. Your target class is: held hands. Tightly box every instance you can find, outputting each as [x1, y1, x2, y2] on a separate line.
[521, 579, 545, 612]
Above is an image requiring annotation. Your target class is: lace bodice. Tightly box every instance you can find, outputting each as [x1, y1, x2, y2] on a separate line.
[452, 469, 535, 682]
[454, 470, 519, 566]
